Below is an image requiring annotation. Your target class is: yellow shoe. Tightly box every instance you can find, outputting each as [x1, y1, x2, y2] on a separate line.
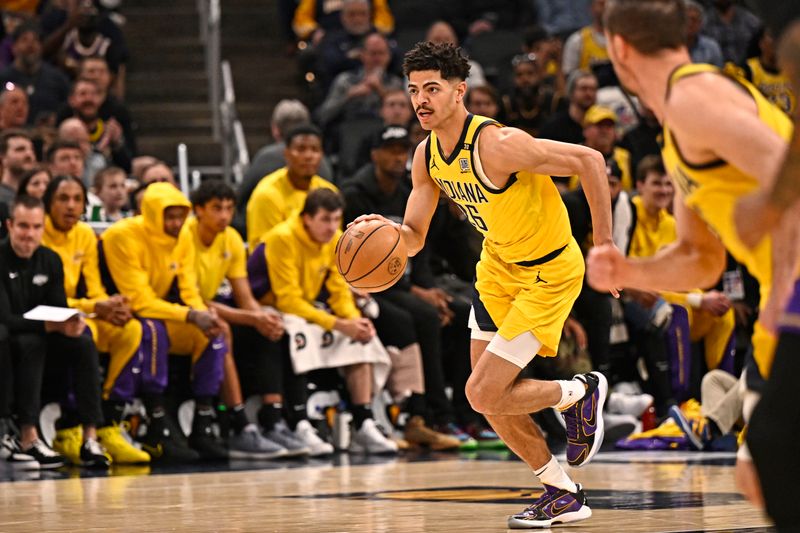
[97, 423, 150, 464]
[53, 426, 83, 465]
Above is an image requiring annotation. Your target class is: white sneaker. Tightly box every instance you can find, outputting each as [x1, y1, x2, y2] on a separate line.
[349, 419, 398, 454]
[1, 434, 39, 470]
[607, 392, 654, 417]
[293, 420, 334, 457]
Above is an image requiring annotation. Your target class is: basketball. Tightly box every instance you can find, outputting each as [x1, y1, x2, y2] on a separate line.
[335, 219, 407, 292]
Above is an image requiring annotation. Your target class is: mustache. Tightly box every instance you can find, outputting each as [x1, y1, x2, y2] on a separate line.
[415, 106, 433, 113]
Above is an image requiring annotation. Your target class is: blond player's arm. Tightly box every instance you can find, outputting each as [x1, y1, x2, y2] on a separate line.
[588, 188, 728, 293]
[668, 74, 795, 315]
[351, 140, 439, 257]
[478, 126, 613, 246]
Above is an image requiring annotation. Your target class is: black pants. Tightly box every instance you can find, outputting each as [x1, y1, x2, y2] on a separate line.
[572, 283, 612, 375]
[232, 326, 307, 407]
[9, 330, 102, 427]
[747, 331, 800, 531]
[377, 290, 453, 424]
[441, 295, 472, 425]
[0, 328, 11, 419]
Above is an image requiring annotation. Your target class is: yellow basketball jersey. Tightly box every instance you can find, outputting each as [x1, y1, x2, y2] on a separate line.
[427, 114, 572, 264]
[662, 63, 793, 290]
[579, 26, 610, 70]
[746, 58, 796, 116]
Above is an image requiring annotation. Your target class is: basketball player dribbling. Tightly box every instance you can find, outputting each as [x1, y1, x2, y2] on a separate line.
[352, 41, 617, 528]
[585, 0, 796, 517]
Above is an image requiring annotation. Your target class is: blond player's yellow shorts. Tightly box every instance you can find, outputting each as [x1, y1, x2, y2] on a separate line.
[469, 238, 584, 363]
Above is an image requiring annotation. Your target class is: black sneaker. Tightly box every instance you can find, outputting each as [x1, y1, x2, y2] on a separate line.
[22, 439, 66, 469]
[140, 413, 200, 463]
[1, 433, 39, 470]
[189, 412, 228, 460]
[80, 438, 111, 468]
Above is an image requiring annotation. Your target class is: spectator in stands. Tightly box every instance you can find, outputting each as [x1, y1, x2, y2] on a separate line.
[312, 0, 394, 91]
[293, 0, 394, 43]
[620, 105, 661, 181]
[238, 99, 334, 222]
[342, 87, 414, 181]
[539, 70, 598, 144]
[246, 124, 336, 249]
[736, 26, 796, 115]
[262, 189, 398, 454]
[0, 130, 37, 209]
[17, 166, 51, 200]
[534, 0, 592, 39]
[40, 0, 129, 99]
[41, 175, 151, 465]
[0, 10, 31, 70]
[686, 1, 724, 67]
[57, 117, 107, 184]
[187, 180, 331, 458]
[0, 195, 107, 468]
[521, 25, 564, 82]
[317, 32, 403, 153]
[87, 166, 129, 222]
[425, 21, 487, 88]
[0, 22, 70, 126]
[57, 2, 123, 78]
[131, 155, 157, 182]
[465, 84, 501, 119]
[47, 140, 85, 180]
[61, 56, 136, 156]
[0, 85, 29, 129]
[703, 0, 761, 64]
[62, 78, 131, 171]
[140, 161, 177, 186]
[500, 52, 562, 136]
[580, 105, 631, 190]
[100, 183, 229, 460]
[342, 126, 477, 445]
[561, 0, 613, 85]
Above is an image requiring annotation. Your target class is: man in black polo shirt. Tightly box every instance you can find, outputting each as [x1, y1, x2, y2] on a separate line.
[0, 195, 107, 468]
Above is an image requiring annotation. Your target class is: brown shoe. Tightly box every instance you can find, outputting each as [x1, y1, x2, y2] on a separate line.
[403, 416, 461, 451]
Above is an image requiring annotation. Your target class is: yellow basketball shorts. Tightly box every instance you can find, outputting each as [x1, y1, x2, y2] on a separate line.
[471, 237, 584, 360]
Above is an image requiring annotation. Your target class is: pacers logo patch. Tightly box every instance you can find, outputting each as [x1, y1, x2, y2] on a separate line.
[459, 158, 470, 173]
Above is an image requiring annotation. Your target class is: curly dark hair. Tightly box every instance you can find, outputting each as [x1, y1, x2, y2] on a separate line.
[402, 41, 471, 81]
[190, 178, 236, 208]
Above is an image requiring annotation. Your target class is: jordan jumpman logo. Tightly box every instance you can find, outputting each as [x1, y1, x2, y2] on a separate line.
[534, 270, 547, 284]
[430, 154, 440, 171]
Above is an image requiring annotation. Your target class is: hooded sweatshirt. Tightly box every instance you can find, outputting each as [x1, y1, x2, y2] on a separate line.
[42, 217, 108, 314]
[101, 183, 205, 321]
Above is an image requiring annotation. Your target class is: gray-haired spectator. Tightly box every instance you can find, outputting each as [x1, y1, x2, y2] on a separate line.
[702, 0, 760, 64]
[57, 117, 107, 186]
[686, 1, 724, 67]
[236, 99, 334, 226]
[539, 70, 598, 144]
[0, 22, 70, 126]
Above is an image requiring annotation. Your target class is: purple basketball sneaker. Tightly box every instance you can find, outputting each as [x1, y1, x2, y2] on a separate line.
[507, 483, 592, 529]
[562, 371, 608, 467]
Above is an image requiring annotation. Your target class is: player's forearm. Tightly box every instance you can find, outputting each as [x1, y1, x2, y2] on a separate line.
[768, 131, 800, 211]
[400, 224, 426, 257]
[577, 150, 613, 245]
[769, 208, 800, 306]
[208, 301, 254, 327]
[622, 241, 726, 292]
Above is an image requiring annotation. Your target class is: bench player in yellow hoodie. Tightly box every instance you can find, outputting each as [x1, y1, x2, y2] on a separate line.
[41, 175, 149, 465]
[100, 182, 229, 460]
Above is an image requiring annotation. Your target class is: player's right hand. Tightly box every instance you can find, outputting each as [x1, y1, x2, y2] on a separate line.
[586, 244, 627, 297]
[347, 213, 398, 229]
[334, 318, 374, 343]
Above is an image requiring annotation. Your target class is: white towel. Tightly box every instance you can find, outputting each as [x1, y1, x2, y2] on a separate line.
[282, 313, 392, 392]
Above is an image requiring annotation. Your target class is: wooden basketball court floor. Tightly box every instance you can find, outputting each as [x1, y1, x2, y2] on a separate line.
[0, 450, 774, 532]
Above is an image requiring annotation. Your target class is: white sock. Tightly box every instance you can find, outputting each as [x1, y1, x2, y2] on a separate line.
[554, 378, 586, 410]
[535, 455, 578, 493]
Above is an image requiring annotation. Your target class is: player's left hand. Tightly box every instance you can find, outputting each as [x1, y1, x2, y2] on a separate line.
[348, 213, 398, 229]
[587, 244, 624, 298]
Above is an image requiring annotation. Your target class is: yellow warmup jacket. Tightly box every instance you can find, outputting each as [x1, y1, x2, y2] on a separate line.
[246, 167, 338, 250]
[42, 217, 108, 313]
[292, 0, 395, 39]
[263, 215, 359, 331]
[101, 183, 206, 322]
